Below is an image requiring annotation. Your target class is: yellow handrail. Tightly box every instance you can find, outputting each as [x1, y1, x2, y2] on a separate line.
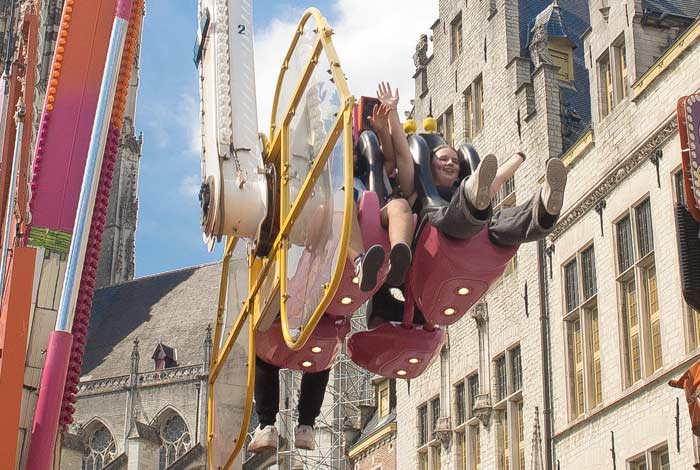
[273, 8, 354, 350]
[269, 8, 328, 138]
[278, 104, 354, 350]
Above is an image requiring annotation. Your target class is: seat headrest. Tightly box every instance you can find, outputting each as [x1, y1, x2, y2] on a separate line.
[356, 130, 387, 203]
[407, 134, 482, 220]
[416, 134, 480, 182]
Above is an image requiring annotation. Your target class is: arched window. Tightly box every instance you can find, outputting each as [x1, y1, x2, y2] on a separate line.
[82, 422, 116, 470]
[158, 413, 192, 469]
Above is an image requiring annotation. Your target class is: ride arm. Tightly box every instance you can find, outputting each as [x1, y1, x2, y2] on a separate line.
[377, 82, 415, 199]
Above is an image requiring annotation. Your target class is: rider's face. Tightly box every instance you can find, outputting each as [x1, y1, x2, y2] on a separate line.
[431, 147, 459, 187]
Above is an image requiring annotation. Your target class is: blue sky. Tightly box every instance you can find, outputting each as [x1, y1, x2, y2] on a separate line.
[134, 1, 435, 277]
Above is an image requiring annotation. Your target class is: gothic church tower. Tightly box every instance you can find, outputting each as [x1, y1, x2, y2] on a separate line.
[95, 16, 143, 288]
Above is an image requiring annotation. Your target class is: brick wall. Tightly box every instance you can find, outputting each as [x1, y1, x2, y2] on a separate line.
[352, 434, 397, 470]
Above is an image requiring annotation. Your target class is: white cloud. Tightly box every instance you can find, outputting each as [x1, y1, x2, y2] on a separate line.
[179, 174, 201, 199]
[253, 0, 439, 135]
[144, 90, 201, 156]
[174, 92, 202, 156]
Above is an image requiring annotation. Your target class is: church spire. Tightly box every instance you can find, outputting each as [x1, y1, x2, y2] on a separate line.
[95, 8, 144, 289]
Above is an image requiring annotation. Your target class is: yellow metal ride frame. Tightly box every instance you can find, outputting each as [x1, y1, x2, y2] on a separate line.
[207, 9, 355, 469]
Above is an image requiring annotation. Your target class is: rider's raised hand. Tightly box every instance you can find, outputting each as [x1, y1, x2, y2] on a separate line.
[368, 103, 389, 133]
[377, 82, 400, 110]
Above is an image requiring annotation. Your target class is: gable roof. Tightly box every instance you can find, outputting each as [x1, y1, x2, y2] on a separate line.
[81, 263, 221, 379]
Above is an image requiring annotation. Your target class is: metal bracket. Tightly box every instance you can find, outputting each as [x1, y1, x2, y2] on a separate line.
[649, 148, 663, 188]
[594, 200, 606, 237]
[544, 243, 555, 279]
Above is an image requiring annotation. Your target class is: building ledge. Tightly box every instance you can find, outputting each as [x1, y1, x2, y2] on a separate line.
[554, 350, 700, 440]
[632, 18, 700, 101]
[561, 128, 594, 168]
[347, 422, 396, 460]
[550, 114, 677, 240]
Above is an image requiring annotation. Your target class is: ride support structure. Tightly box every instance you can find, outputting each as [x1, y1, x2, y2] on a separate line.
[197, 3, 357, 467]
[14, 0, 146, 467]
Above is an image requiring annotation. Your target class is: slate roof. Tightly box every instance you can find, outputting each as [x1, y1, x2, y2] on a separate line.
[528, 2, 573, 44]
[81, 263, 222, 379]
[642, 0, 700, 20]
[350, 408, 396, 450]
[521, 0, 592, 152]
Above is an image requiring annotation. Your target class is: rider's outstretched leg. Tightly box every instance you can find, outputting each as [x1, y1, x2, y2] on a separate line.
[249, 357, 281, 454]
[488, 158, 567, 246]
[381, 198, 414, 286]
[295, 368, 331, 450]
[427, 153, 498, 239]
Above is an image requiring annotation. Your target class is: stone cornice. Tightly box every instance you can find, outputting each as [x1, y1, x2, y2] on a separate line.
[550, 115, 678, 241]
[77, 364, 205, 396]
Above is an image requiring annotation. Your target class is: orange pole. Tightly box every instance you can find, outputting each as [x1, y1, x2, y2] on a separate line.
[0, 247, 38, 469]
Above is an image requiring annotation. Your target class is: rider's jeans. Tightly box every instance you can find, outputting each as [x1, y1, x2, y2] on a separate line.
[255, 356, 330, 428]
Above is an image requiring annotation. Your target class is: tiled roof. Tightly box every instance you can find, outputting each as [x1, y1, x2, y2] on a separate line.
[521, 1, 592, 152]
[81, 263, 221, 379]
[642, 0, 700, 19]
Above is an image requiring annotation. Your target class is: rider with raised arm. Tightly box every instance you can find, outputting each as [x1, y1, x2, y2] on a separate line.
[364, 90, 415, 286]
[377, 82, 568, 247]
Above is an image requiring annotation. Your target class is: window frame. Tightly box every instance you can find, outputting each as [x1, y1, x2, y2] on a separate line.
[562, 242, 603, 420]
[417, 395, 442, 469]
[626, 443, 670, 470]
[493, 176, 517, 278]
[493, 345, 524, 470]
[612, 33, 628, 101]
[548, 39, 574, 82]
[598, 50, 613, 118]
[454, 372, 482, 470]
[450, 12, 463, 62]
[437, 106, 455, 147]
[613, 196, 662, 389]
[378, 379, 390, 418]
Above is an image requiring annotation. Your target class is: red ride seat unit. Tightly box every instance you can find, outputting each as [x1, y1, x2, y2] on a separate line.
[256, 315, 351, 373]
[406, 225, 517, 326]
[347, 322, 445, 379]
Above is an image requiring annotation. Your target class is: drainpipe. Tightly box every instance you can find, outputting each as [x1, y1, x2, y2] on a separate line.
[538, 239, 553, 470]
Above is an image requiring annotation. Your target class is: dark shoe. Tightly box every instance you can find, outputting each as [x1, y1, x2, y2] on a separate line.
[386, 242, 412, 287]
[541, 158, 567, 215]
[354, 245, 385, 292]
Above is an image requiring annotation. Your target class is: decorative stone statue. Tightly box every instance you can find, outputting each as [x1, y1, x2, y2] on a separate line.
[413, 34, 429, 69]
[529, 25, 553, 69]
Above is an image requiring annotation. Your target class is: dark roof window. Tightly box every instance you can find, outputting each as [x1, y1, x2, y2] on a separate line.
[152, 342, 178, 370]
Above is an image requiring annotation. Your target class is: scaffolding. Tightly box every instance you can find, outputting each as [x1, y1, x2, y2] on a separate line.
[241, 306, 373, 470]
[276, 307, 372, 470]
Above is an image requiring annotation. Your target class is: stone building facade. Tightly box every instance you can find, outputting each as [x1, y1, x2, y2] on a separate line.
[400, 1, 700, 469]
[60, 262, 248, 470]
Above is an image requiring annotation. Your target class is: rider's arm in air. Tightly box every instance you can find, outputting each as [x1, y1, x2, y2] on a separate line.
[490, 152, 525, 198]
[369, 103, 396, 176]
[377, 82, 415, 200]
